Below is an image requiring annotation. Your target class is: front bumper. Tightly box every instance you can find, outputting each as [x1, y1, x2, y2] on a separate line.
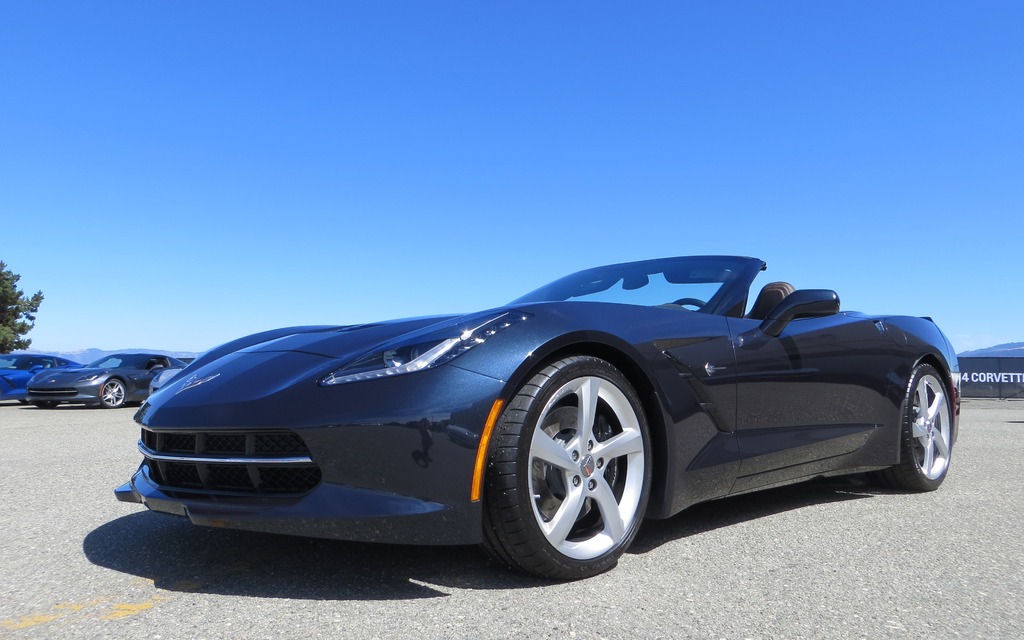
[116, 463, 483, 545]
[26, 381, 102, 405]
[115, 355, 507, 546]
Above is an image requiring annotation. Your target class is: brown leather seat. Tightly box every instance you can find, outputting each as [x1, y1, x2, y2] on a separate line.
[746, 281, 795, 319]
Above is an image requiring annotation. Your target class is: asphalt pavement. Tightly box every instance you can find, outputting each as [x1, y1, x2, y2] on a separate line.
[1, 398, 1021, 639]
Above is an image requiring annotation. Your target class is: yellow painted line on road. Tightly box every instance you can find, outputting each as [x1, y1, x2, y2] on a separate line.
[1, 614, 63, 630]
[100, 599, 166, 620]
[53, 598, 110, 612]
[1, 595, 168, 629]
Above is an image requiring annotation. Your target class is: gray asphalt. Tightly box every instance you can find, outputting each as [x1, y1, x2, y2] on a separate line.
[1, 398, 1021, 639]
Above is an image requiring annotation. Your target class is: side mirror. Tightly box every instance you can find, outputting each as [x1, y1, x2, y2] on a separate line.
[759, 289, 840, 337]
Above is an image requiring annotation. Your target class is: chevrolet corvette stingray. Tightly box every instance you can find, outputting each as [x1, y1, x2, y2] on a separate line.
[0, 353, 80, 403]
[115, 256, 959, 579]
[29, 353, 187, 409]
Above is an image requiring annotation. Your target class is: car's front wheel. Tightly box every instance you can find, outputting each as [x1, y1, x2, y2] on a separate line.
[99, 379, 127, 409]
[878, 363, 953, 491]
[482, 356, 651, 579]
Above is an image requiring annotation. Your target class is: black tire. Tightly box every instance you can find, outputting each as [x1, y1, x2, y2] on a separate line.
[482, 356, 651, 579]
[99, 378, 127, 409]
[32, 401, 58, 409]
[877, 364, 953, 491]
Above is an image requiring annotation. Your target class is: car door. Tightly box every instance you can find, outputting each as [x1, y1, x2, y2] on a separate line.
[127, 358, 163, 395]
[727, 312, 897, 494]
[655, 312, 743, 510]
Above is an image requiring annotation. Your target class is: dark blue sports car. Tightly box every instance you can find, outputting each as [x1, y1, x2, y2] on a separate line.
[0, 353, 81, 403]
[116, 256, 959, 579]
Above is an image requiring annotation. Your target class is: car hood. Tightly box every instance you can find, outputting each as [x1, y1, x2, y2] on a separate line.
[31, 367, 111, 384]
[139, 310, 520, 427]
[233, 314, 475, 360]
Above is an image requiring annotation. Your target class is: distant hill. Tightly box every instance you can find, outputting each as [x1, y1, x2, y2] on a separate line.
[15, 348, 202, 364]
[959, 342, 1024, 358]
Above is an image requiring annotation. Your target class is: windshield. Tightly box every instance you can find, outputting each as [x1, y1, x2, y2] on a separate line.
[512, 255, 762, 314]
[88, 354, 151, 369]
[0, 355, 48, 370]
[0, 355, 30, 370]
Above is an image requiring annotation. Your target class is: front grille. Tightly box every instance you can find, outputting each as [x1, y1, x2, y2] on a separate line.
[207, 464, 253, 489]
[206, 434, 246, 453]
[162, 433, 195, 453]
[28, 387, 77, 397]
[141, 428, 321, 495]
[141, 429, 310, 457]
[255, 432, 307, 454]
[165, 462, 203, 486]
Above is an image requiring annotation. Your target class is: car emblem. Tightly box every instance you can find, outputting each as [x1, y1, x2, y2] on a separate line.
[580, 454, 596, 478]
[705, 362, 725, 377]
[177, 373, 221, 393]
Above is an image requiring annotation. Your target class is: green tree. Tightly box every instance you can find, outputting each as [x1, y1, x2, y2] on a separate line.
[0, 261, 45, 353]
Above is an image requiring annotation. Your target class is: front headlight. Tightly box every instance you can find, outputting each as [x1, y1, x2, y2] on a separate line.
[77, 373, 101, 383]
[320, 312, 528, 386]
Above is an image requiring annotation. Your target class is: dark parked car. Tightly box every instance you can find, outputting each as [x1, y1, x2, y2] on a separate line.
[28, 353, 186, 409]
[0, 354, 81, 403]
[116, 256, 959, 579]
[148, 358, 195, 395]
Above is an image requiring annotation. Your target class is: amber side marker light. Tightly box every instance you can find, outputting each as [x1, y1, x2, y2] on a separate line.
[471, 398, 505, 502]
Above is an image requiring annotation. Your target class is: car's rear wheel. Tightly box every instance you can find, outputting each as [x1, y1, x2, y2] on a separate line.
[99, 379, 127, 409]
[878, 363, 953, 491]
[32, 401, 58, 409]
[482, 356, 651, 579]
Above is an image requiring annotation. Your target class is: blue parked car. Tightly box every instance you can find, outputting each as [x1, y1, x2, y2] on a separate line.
[0, 354, 81, 403]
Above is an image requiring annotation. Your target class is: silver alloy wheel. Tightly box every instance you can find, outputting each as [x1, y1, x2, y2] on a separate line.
[911, 373, 951, 480]
[527, 375, 646, 560]
[101, 379, 126, 408]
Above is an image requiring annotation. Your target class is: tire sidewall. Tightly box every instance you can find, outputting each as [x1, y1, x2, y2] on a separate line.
[899, 363, 952, 490]
[510, 357, 652, 577]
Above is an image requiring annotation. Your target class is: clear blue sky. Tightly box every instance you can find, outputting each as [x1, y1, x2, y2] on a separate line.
[2, 2, 1020, 354]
